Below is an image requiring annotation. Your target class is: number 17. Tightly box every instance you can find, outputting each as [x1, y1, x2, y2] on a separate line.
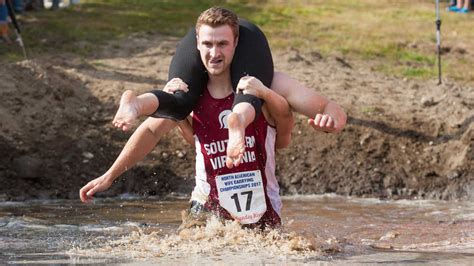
[230, 191, 253, 212]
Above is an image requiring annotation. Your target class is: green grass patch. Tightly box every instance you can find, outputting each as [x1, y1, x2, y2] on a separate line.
[401, 52, 431, 64]
[91, 61, 108, 68]
[360, 106, 385, 115]
[361, 106, 377, 114]
[402, 66, 433, 78]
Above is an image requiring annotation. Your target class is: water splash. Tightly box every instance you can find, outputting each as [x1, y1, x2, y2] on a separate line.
[69, 216, 320, 261]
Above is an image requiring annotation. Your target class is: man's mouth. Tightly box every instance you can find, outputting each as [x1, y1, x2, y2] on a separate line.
[209, 58, 223, 65]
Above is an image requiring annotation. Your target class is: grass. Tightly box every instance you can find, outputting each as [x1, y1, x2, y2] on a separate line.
[1, 0, 473, 83]
[361, 106, 378, 114]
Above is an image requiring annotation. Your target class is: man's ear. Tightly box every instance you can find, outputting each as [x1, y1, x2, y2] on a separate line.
[234, 36, 239, 48]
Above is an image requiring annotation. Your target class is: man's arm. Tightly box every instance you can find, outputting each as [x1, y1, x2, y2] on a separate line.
[271, 72, 347, 133]
[238, 76, 294, 149]
[79, 117, 177, 203]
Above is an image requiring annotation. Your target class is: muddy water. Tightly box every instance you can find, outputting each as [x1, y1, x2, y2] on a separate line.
[0, 195, 473, 264]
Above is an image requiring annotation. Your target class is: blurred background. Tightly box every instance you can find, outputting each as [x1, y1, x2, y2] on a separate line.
[1, 0, 473, 82]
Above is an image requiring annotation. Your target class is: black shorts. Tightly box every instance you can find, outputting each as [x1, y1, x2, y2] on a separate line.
[150, 19, 273, 121]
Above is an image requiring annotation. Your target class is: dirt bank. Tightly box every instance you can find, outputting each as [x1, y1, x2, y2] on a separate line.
[0, 34, 472, 201]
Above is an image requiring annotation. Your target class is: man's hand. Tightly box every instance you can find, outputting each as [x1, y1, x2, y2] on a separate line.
[237, 76, 268, 98]
[79, 175, 114, 203]
[308, 114, 336, 133]
[163, 78, 189, 93]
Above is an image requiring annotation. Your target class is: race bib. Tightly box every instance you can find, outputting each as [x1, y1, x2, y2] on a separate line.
[216, 170, 267, 224]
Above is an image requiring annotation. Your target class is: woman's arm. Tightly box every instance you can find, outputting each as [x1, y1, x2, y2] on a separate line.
[238, 76, 294, 149]
[176, 116, 195, 147]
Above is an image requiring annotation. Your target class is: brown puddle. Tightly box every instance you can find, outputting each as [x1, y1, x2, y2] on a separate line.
[0, 195, 473, 264]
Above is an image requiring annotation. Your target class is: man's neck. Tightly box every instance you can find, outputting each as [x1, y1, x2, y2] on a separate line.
[207, 72, 233, 99]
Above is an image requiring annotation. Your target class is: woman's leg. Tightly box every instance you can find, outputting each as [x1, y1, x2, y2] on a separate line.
[226, 19, 274, 167]
[150, 28, 208, 121]
[464, 0, 471, 9]
[231, 19, 273, 113]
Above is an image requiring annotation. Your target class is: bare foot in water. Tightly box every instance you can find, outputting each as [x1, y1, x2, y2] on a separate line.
[113, 90, 140, 131]
[226, 112, 246, 168]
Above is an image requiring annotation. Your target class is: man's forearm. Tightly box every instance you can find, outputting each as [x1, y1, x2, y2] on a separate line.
[104, 117, 177, 181]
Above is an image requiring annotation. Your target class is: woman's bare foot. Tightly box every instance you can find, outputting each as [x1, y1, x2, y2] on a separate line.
[113, 90, 140, 131]
[226, 112, 246, 168]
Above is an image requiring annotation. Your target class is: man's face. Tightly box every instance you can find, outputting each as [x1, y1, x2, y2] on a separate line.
[196, 24, 238, 77]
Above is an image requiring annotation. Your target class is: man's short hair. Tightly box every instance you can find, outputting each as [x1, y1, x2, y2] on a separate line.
[195, 6, 239, 41]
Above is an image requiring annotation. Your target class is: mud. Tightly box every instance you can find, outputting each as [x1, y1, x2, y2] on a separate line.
[0, 33, 472, 201]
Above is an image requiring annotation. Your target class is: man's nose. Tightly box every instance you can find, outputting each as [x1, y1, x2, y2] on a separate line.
[210, 46, 219, 57]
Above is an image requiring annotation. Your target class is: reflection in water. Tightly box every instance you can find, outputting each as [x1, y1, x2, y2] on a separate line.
[0, 195, 473, 264]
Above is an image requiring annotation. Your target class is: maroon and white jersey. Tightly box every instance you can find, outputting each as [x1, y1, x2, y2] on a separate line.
[191, 88, 281, 226]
